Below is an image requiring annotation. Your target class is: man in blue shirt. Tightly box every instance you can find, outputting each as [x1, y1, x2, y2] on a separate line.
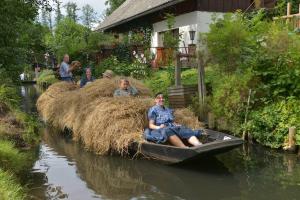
[145, 93, 203, 147]
[59, 54, 72, 82]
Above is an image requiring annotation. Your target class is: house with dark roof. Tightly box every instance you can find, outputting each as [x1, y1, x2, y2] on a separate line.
[96, 0, 276, 55]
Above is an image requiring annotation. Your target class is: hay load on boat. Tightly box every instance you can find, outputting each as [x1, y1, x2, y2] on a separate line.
[36, 77, 203, 156]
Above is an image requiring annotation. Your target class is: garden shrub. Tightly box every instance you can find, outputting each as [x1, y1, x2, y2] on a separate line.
[0, 85, 19, 109]
[145, 70, 172, 98]
[209, 70, 254, 133]
[245, 98, 300, 148]
[36, 70, 58, 86]
[95, 55, 151, 79]
[181, 69, 197, 85]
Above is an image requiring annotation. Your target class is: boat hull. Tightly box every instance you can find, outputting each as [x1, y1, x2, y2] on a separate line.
[132, 129, 243, 164]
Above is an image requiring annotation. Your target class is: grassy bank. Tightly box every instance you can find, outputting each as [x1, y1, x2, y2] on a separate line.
[0, 85, 40, 199]
[0, 169, 25, 200]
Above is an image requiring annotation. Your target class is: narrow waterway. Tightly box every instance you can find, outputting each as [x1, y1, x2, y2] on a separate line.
[20, 85, 300, 200]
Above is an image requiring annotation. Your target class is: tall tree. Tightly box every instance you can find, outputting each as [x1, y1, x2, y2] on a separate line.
[0, 0, 40, 83]
[105, 0, 125, 16]
[64, 2, 79, 22]
[47, 10, 53, 30]
[81, 4, 98, 29]
[55, 1, 63, 25]
[41, 7, 48, 27]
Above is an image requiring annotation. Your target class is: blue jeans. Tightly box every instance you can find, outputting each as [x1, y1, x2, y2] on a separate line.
[61, 77, 72, 82]
[144, 126, 202, 144]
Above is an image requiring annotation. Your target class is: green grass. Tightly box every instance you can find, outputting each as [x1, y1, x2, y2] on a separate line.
[0, 169, 25, 200]
[0, 141, 27, 173]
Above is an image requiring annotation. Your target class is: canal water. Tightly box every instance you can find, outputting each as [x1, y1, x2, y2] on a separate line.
[20, 85, 300, 200]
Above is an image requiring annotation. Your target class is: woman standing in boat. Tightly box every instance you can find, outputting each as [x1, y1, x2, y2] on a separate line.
[145, 93, 204, 147]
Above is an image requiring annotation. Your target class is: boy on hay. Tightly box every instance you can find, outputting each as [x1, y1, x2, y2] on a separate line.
[114, 78, 139, 97]
[144, 92, 204, 147]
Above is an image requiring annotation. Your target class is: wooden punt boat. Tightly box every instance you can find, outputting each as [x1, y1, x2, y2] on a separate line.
[131, 129, 243, 164]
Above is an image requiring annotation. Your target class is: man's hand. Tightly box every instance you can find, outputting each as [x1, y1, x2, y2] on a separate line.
[158, 124, 165, 129]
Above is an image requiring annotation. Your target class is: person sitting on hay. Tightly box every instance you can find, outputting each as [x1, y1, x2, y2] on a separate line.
[144, 92, 204, 147]
[114, 78, 138, 97]
[102, 69, 115, 79]
[80, 67, 95, 88]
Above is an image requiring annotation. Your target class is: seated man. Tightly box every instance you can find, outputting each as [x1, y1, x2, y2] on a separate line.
[113, 78, 138, 97]
[102, 69, 115, 79]
[144, 92, 203, 147]
[80, 67, 95, 88]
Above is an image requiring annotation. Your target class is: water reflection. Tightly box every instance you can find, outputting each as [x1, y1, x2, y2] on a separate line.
[35, 128, 238, 200]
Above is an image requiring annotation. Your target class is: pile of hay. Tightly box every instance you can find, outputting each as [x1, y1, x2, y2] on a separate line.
[37, 77, 203, 155]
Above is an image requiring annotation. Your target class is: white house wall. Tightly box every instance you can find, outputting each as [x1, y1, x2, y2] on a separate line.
[151, 11, 216, 53]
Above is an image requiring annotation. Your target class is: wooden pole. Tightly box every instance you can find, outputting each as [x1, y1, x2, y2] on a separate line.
[254, 0, 262, 9]
[298, 4, 300, 28]
[283, 127, 296, 152]
[242, 89, 252, 140]
[287, 2, 292, 24]
[288, 127, 296, 150]
[197, 52, 206, 121]
[175, 53, 181, 87]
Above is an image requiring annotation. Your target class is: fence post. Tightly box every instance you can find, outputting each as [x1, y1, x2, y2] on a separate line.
[175, 53, 181, 87]
[283, 127, 296, 152]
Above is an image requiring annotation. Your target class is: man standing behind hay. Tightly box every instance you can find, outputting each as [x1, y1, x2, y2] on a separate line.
[59, 54, 72, 82]
[114, 78, 138, 97]
[145, 93, 203, 147]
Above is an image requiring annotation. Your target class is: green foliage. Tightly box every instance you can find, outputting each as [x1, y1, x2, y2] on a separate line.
[14, 111, 40, 146]
[94, 56, 126, 77]
[0, 0, 43, 83]
[163, 13, 181, 49]
[0, 85, 19, 109]
[0, 169, 25, 200]
[47, 18, 88, 60]
[0, 141, 27, 173]
[207, 13, 254, 72]
[245, 98, 300, 148]
[130, 27, 153, 48]
[181, 69, 198, 85]
[205, 11, 300, 147]
[253, 24, 300, 100]
[210, 71, 254, 133]
[275, 0, 300, 16]
[112, 44, 132, 63]
[36, 70, 58, 86]
[145, 70, 172, 98]
[95, 55, 150, 79]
